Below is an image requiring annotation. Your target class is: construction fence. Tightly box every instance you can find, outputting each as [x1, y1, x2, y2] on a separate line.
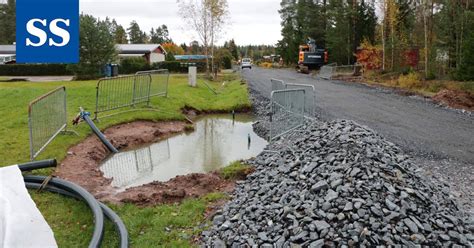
[270, 89, 306, 141]
[28, 86, 67, 160]
[318, 63, 362, 80]
[95, 70, 170, 120]
[271, 78, 286, 92]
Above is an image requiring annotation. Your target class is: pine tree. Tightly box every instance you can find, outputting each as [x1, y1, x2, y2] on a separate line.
[0, 0, 15, 44]
[68, 14, 116, 79]
[456, 11, 474, 80]
[127, 21, 147, 44]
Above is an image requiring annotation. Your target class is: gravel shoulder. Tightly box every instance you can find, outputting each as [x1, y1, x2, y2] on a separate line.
[241, 67, 473, 211]
[202, 83, 473, 246]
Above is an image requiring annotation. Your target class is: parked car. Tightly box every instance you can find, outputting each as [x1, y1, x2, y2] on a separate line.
[241, 58, 252, 69]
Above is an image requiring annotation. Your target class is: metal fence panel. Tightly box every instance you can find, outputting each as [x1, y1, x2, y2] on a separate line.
[28, 86, 67, 160]
[95, 74, 152, 120]
[285, 83, 315, 117]
[271, 78, 286, 92]
[270, 89, 306, 140]
[318, 64, 335, 79]
[136, 69, 170, 97]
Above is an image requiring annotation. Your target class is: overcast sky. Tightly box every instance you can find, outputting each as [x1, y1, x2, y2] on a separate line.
[80, 0, 282, 46]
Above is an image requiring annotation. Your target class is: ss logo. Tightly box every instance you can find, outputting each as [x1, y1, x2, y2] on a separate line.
[26, 18, 71, 47]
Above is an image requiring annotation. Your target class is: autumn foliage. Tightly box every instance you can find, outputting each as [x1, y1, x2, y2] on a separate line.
[356, 40, 383, 70]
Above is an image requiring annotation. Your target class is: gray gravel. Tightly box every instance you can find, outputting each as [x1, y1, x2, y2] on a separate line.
[200, 83, 473, 247]
[242, 67, 474, 212]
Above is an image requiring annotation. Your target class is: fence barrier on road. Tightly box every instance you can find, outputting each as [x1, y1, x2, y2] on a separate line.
[285, 83, 316, 117]
[136, 69, 170, 97]
[270, 89, 306, 141]
[318, 63, 362, 80]
[332, 64, 363, 79]
[271, 78, 286, 92]
[94, 74, 153, 120]
[318, 64, 335, 79]
[28, 86, 67, 160]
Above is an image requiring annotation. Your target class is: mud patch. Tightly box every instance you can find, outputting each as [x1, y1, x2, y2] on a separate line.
[117, 172, 235, 206]
[432, 89, 474, 111]
[55, 120, 237, 205]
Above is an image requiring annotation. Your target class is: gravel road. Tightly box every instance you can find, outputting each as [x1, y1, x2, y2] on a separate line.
[241, 67, 473, 210]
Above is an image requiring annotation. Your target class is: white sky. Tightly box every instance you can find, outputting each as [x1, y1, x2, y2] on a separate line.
[80, 0, 283, 46]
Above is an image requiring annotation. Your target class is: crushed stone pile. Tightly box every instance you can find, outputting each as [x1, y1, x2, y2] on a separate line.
[202, 119, 473, 247]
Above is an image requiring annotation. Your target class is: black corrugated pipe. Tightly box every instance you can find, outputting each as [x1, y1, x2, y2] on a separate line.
[78, 107, 119, 153]
[18, 159, 57, 171]
[24, 175, 104, 248]
[24, 182, 129, 248]
[18, 160, 128, 248]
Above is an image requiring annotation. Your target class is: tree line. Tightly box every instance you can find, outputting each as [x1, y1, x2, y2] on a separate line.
[277, 0, 474, 80]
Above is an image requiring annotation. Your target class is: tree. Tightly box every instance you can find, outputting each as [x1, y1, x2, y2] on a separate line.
[456, 10, 474, 80]
[68, 14, 116, 79]
[178, 0, 229, 78]
[226, 39, 239, 60]
[277, 0, 301, 64]
[215, 48, 233, 69]
[190, 40, 201, 54]
[162, 42, 185, 56]
[114, 22, 128, 44]
[0, 0, 15, 44]
[180, 43, 188, 53]
[150, 25, 172, 44]
[127, 21, 147, 44]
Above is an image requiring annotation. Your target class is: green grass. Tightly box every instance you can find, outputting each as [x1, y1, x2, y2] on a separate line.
[0, 73, 250, 247]
[0, 74, 250, 165]
[219, 161, 253, 180]
[31, 191, 228, 247]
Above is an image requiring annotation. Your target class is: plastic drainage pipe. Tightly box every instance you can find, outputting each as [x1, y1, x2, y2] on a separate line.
[18, 160, 128, 248]
[79, 108, 119, 153]
[18, 159, 57, 172]
[23, 175, 105, 248]
[24, 182, 129, 248]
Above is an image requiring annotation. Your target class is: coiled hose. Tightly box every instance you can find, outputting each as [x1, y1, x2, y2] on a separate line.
[19, 159, 128, 248]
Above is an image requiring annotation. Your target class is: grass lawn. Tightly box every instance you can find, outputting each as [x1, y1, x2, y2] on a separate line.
[0, 73, 250, 247]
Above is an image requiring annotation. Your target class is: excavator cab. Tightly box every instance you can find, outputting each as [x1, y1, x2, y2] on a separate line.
[297, 38, 328, 73]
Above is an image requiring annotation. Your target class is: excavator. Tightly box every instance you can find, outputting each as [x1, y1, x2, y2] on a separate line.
[297, 38, 328, 74]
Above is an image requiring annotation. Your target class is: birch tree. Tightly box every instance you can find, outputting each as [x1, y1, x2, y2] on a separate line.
[178, 0, 228, 78]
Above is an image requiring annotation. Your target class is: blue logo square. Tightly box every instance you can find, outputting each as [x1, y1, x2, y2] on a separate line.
[16, 0, 79, 63]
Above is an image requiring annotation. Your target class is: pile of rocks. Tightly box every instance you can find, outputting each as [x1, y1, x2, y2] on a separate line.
[202, 119, 473, 247]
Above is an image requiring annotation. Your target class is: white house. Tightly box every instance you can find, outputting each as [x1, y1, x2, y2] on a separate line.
[116, 44, 167, 64]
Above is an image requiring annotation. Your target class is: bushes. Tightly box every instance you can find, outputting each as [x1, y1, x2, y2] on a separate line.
[397, 72, 422, 89]
[0, 64, 71, 76]
[119, 57, 151, 74]
[152, 61, 207, 73]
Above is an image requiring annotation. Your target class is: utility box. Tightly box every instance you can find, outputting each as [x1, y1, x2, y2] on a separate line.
[188, 66, 197, 87]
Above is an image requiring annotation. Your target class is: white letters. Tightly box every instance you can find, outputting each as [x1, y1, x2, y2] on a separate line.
[26, 19, 48, 47]
[25, 18, 71, 47]
[49, 19, 70, 47]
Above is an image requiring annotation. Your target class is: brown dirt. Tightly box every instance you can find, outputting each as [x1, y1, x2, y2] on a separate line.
[55, 120, 236, 206]
[432, 89, 474, 111]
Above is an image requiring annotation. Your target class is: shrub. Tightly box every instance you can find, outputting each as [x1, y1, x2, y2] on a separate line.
[119, 57, 150, 74]
[260, 62, 273, 68]
[152, 61, 207, 73]
[0, 64, 71, 76]
[397, 72, 422, 89]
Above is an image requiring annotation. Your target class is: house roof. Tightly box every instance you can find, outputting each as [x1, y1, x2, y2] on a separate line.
[0, 45, 15, 54]
[116, 44, 166, 55]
